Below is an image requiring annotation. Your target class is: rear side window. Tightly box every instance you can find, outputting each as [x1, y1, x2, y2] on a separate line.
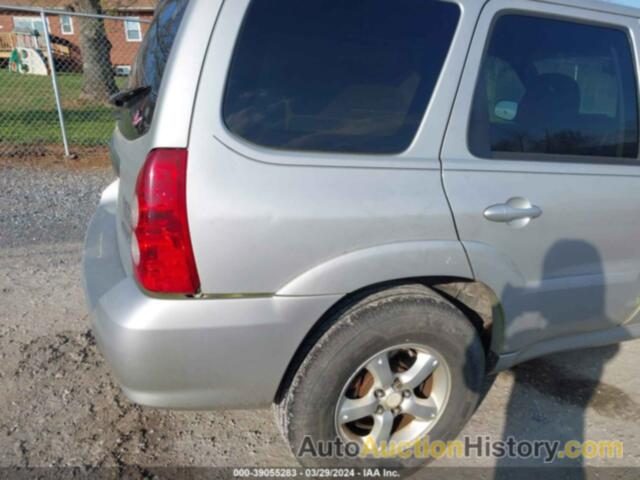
[223, 0, 460, 155]
[119, 0, 189, 139]
[469, 15, 639, 160]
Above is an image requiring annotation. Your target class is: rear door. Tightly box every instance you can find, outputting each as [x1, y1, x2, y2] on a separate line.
[441, 0, 640, 353]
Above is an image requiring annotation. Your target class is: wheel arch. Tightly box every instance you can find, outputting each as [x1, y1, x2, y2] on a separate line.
[274, 276, 505, 405]
[276, 240, 474, 296]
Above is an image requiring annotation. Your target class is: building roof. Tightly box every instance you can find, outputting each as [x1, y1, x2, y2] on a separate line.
[536, 0, 640, 17]
[2, 0, 157, 12]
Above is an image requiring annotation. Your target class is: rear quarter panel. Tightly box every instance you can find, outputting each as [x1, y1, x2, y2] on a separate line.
[186, 0, 484, 295]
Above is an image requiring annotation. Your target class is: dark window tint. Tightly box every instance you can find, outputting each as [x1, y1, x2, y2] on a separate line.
[469, 15, 639, 160]
[223, 0, 460, 154]
[119, 0, 189, 139]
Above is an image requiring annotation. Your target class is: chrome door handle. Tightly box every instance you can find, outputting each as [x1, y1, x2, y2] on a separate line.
[483, 197, 542, 227]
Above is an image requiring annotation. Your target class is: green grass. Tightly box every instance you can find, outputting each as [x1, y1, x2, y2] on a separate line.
[0, 69, 127, 148]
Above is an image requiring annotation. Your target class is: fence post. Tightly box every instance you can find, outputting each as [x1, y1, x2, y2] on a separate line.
[40, 8, 70, 157]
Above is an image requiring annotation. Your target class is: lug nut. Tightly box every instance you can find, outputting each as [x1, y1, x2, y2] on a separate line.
[374, 389, 385, 398]
[376, 406, 385, 415]
[391, 407, 400, 415]
[393, 379, 403, 390]
[402, 390, 411, 398]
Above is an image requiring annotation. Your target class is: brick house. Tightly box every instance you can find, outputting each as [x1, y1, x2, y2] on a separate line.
[0, 0, 157, 71]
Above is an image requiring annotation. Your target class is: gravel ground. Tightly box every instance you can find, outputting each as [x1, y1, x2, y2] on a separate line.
[1, 159, 639, 478]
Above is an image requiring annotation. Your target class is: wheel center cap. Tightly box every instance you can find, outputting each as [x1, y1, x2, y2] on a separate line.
[385, 392, 403, 409]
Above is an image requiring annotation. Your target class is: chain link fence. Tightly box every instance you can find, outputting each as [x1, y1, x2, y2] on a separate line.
[0, 5, 151, 160]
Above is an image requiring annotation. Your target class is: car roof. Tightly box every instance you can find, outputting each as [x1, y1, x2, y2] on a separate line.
[534, 0, 640, 18]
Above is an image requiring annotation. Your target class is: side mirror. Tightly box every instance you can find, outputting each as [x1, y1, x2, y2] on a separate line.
[494, 100, 518, 121]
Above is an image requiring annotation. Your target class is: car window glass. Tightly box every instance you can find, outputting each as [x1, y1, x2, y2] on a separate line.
[223, 0, 460, 155]
[119, 0, 189, 139]
[469, 14, 639, 160]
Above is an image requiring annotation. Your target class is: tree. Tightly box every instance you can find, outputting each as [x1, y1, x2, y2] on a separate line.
[73, 0, 119, 102]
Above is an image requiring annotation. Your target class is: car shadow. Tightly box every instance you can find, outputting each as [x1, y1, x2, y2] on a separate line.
[494, 345, 622, 479]
[469, 240, 629, 478]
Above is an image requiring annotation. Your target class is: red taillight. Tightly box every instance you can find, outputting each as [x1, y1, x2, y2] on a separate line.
[132, 148, 200, 295]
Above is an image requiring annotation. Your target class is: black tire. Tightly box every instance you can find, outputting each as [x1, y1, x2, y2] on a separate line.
[274, 284, 486, 468]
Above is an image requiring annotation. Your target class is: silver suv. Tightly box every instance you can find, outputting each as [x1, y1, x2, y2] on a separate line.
[83, 0, 640, 467]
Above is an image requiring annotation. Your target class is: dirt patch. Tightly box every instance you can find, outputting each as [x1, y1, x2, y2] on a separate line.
[507, 349, 640, 422]
[3, 329, 180, 471]
[0, 145, 111, 171]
